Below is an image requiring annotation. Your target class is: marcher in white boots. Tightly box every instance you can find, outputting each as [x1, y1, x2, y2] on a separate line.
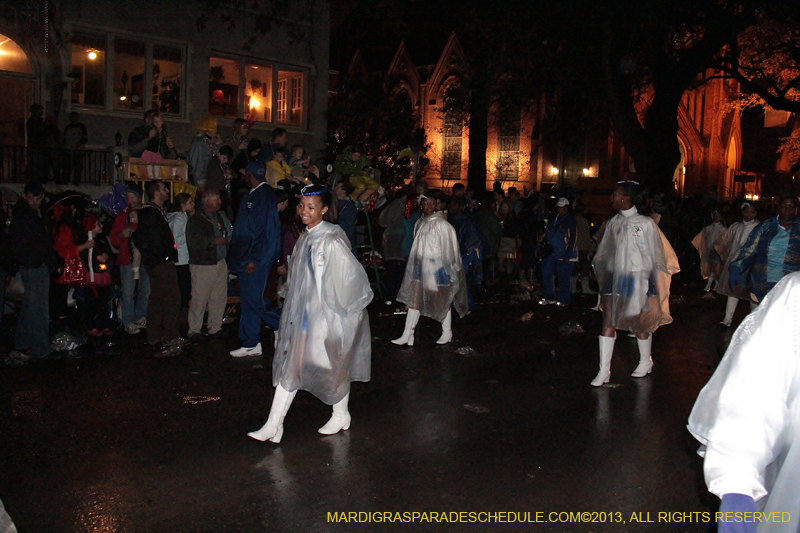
[590, 181, 679, 386]
[394, 195, 469, 346]
[248, 186, 373, 442]
[713, 202, 759, 327]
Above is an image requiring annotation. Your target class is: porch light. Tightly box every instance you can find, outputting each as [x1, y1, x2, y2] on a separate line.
[550, 167, 559, 175]
[582, 168, 590, 176]
[88, 50, 97, 60]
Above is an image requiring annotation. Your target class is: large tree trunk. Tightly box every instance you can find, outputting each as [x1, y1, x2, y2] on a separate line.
[634, 82, 684, 195]
[466, 90, 489, 192]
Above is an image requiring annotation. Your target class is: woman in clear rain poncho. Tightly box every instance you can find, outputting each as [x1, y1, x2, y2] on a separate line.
[692, 210, 727, 292]
[590, 181, 679, 387]
[714, 202, 759, 327]
[392, 195, 469, 346]
[688, 271, 800, 533]
[248, 185, 373, 443]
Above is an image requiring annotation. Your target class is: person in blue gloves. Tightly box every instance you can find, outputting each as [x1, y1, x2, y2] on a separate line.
[689, 271, 800, 533]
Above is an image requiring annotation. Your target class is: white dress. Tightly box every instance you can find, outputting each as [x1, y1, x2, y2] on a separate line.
[396, 211, 469, 321]
[688, 272, 800, 531]
[714, 220, 759, 300]
[592, 206, 680, 333]
[273, 221, 373, 405]
[692, 222, 726, 279]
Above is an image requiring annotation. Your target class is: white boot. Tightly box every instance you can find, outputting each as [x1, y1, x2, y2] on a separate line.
[591, 293, 602, 312]
[720, 297, 738, 327]
[436, 310, 453, 344]
[248, 384, 297, 443]
[704, 276, 714, 292]
[631, 335, 653, 377]
[392, 309, 420, 346]
[581, 278, 597, 295]
[318, 394, 351, 435]
[591, 335, 615, 386]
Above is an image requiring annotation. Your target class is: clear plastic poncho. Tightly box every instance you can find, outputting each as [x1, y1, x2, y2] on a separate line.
[688, 272, 800, 530]
[714, 220, 759, 300]
[692, 222, 726, 279]
[397, 211, 469, 322]
[273, 221, 373, 405]
[592, 207, 680, 333]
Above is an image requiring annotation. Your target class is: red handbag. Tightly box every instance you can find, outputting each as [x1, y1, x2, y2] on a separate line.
[57, 256, 86, 287]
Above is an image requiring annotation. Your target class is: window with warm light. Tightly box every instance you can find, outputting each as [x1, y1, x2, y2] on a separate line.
[70, 33, 106, 107]
[209, 57, 240, 118]
[278, 69, 303, 126]
[442, 109, 463, 179]
[245, 64, 272, 122]
[0, 35, 33, 75]
[497, 118, 520, 180]
[113, 39, 145, 110]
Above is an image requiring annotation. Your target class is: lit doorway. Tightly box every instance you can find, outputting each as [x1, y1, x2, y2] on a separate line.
[0, 34, 35, 181]
[672, 137, 687, 197]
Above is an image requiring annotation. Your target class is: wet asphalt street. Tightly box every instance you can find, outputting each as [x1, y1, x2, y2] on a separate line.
[0, 284, 741, 533]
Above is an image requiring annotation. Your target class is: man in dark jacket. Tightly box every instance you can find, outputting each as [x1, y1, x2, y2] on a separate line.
[186, 190, 231, 343]
[132, 180, 187, 348]
[227, 161, 281, 357]
[539, 197, 578, 306]
[10, 182, 57, 357]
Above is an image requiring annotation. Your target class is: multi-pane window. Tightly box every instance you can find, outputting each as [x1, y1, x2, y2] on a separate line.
[245, 64, 272, 122]
[278, 69, 304, 126]
[209, 56, 240, 118]
[70, 33, 106, 107]
[113, 39, 145, 110]
[497, 118, 520, 180]
[153, 46, 182, 114]
[70, 32, 184, 114]
[442, 109, 463, 179]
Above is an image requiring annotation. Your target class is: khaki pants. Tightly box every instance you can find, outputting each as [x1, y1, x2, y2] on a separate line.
[188, 259, 228, 335]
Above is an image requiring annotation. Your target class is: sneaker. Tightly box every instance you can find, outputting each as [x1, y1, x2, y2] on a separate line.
[165, 337, 190, 348]
[221, 316, 236, 325]
[188, 333, 204, 343]
[393, 307, 408, 315]
[554, 301, 568, 307]
[538, 299, 555, 306]
[124, 323, 141, 335]
[133, 317, 147, 329]
[230, 343, 263, 357]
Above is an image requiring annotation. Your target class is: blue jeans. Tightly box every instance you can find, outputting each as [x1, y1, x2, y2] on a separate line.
[542, 256, 574, 304]
[120, 264, 150, 325]
[238, 264, 281, 348]
[15, 266, 50, 356]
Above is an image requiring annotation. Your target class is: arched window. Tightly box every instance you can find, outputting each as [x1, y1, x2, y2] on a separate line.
[0, 34, 33, 75]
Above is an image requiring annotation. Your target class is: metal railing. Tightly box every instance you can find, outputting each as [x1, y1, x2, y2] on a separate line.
[0, 145, 111, 185]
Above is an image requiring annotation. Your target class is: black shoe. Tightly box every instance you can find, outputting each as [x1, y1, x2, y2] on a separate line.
[188, 333, 204, 343]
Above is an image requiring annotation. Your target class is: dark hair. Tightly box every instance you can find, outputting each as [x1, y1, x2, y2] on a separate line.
[144, 180, 165, 199]
[272, 127, 287, 141]
[233, 117, 246, 130]
[779, 193, 799, 207]
[336, 179, 355, 195]
[247, 138, 262, 158]
[273, 146, 286, 156]
[170, 192, 193, 212]
[291, 143, 304, 154]
[452, 183, 465, 193]
[144, 109, 156, 121]
[219, 145, 234, 158]
[615, 181, 650, 214]
[24, 181, 44, 196]
[275, 189, 289, 204]
[301, 185, 337, 224]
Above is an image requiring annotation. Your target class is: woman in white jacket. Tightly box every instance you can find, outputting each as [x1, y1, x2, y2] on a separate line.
[714, 202, 759, 327]
[392, 195, 469, 346]
[248, 185, 373, 443]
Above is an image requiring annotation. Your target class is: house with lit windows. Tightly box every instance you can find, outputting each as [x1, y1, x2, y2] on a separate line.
[0, 0, 329, 186]
[354, 33, 743, 198]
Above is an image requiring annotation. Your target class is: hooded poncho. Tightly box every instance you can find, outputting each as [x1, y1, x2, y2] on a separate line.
[273, 221, 373, 405]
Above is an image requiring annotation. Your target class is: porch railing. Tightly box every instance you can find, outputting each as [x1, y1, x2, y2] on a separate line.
[0, 145, 111, 185]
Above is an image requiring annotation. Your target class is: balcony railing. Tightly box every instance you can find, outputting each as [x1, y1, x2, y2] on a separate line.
[0, 146, 111, 185]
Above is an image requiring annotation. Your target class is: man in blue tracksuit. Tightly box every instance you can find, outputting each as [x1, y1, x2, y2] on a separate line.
[539, 197, 577, 306]
[227, 161, 282, 357]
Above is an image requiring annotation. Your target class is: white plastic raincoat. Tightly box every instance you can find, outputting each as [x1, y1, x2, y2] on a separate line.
[688, 272, 800, 531]
[692, 222, 726, 279]
[273, 221, 373, 405]
[714, 219, 759, 300]
[592, 207, 680, 333]
[397, 211, 469, 321]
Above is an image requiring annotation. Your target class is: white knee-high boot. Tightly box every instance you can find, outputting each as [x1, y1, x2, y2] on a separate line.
[392, 309, 420, 346]
[436, 310, 453, 344]
[248, 384, 297, 443]
[721, 297, 738, 327]
[591, 335, 615, 386]
[318, 393, 351, 435]
[631, 335, 653, 377]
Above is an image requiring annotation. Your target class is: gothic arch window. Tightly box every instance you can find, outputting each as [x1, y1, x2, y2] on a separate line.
[440, 82, 465, 179]
[0, 34, 33, 75]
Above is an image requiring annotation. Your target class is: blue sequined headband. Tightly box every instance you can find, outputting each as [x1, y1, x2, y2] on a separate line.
[301, 185, 328, 196]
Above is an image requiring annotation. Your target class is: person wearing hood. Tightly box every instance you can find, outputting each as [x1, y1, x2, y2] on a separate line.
[392, 195, 469, 346]
[714, 202, 759, 327]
